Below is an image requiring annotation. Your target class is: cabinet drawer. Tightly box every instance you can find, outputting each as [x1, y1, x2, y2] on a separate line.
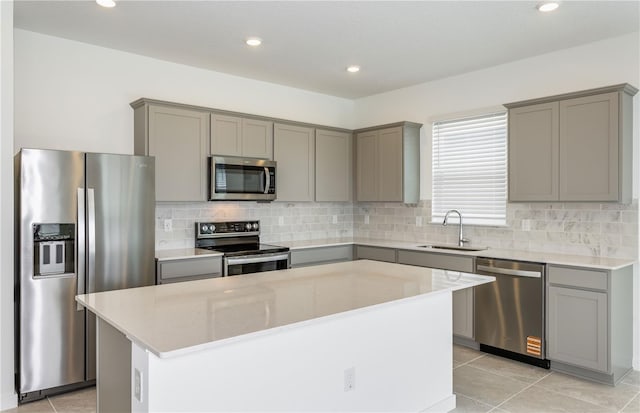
[290, 245, 354, 268]
[355, 246, 396, 263]
[157, 257, 222, 281]
[548, 266, 608, 291]
[397, 250, 474, 273]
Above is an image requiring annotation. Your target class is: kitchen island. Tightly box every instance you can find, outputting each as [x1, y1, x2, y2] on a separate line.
[76, 260, 494, 412]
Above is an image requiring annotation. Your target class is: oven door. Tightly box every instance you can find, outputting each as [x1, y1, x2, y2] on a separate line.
[224, 252, 290, 276]
[210, 156, 276, 201]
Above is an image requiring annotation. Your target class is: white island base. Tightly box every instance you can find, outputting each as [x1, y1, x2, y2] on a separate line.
[82, 261, 494, 412]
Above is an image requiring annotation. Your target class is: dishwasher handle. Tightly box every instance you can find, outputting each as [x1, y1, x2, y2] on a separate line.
[476, 264, 542, 278]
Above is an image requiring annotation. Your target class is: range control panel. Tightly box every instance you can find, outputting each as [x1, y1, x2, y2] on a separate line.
[196, 221, 260, 238]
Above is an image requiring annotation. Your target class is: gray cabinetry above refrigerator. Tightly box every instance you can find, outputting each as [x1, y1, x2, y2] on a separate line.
[131, 99, 209, 202]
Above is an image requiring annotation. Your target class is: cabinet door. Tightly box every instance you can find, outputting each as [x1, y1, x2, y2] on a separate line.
[242, 118, 273, 159]
[377, 127, 403, 201]
[452, 289, 473, 338]
[148, 105, 209, 201]
[547, 286, 608, 372]
[274, 123, 315, 201]
[508, 102, 559, 201]
[316, 129, 352, 201]
[211, 114, 242, 156]
[356, 131, 378, 201]
[559, 92, 619, 201]
[355, 246, 396, 263]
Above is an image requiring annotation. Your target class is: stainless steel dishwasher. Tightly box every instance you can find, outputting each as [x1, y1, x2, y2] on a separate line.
[474, 257, 549, 368]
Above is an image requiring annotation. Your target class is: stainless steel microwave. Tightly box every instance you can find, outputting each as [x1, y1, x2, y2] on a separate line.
[209, 156, 276, 201]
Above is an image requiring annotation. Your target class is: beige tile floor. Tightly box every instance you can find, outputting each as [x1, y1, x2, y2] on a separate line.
[3, 345, 639, 412]
[452, 345, 640, 413]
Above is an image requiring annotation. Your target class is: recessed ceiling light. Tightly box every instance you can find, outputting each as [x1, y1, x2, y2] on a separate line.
[537, 2, 559, 12]
[347, 65, 360, 73]
[96, 0, 116, 8]
[246, 37, 262, 47]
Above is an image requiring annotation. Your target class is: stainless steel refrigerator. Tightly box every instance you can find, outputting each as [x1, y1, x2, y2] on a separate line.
[15, 148, 155, 403]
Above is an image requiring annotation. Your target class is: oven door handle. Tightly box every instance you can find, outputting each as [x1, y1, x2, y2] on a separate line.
[225, 252, 290, 266]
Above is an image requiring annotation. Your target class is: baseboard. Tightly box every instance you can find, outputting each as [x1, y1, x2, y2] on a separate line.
[422, 394, 456, 413]
[452, 335, 479, 350]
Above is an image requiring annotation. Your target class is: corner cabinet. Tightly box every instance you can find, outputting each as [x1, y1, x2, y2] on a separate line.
[210, 114, 273, 159]
[273, 123, 315, 202]
[132, 99, 209, 202]
[315, 129, 352, 202]
[506, 84, 637, 202]
[355, 122, 421, 203]
[546, 264, 633, 385]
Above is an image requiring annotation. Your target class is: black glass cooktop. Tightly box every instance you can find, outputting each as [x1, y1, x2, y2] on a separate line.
[199, 243, 289, 257]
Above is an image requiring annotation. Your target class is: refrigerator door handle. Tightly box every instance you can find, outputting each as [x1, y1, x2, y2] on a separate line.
[87, 188, 96, 295]
[76, 189, 85, 311]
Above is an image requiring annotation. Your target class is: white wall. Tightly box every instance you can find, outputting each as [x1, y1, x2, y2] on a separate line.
[13, 29, 355, 154]
[353, 32, 640, 370]
[0, 2, 15, 410]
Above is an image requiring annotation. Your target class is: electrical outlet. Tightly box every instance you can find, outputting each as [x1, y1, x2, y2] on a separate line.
[344, 367, 355, 392]
[332, 215, 338, 224]
[163, 219, 172, 232]
[278, 216, 284, 226]
[134, 368, 142, 401]
[416, 216, 423, 227]
[364, 215, 370, 225]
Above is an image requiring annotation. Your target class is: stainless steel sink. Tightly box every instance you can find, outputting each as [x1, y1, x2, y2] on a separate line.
[417, 244, 488, 252]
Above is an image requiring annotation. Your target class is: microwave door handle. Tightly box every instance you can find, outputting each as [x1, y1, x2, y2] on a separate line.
[264, 167, 270, 194]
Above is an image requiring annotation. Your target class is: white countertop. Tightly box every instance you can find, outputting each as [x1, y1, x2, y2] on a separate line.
[155, 248, 223, 261]
[280, 238, 635, 270]
[76, 260, 493, 358]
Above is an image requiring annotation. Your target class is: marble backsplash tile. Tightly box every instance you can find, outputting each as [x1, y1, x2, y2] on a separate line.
[156, 200, 638, 260]
[354, 200, 639, 260]
[155, 201, 355, 250]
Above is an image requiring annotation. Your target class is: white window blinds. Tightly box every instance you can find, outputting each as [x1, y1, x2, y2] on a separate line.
[432, 112, 507, 226]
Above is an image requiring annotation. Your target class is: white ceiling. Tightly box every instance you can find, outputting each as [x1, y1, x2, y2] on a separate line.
[13, 1, 640, 99]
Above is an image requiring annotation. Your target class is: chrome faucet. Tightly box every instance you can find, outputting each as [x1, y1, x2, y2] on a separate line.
[443, 209, 469, 247]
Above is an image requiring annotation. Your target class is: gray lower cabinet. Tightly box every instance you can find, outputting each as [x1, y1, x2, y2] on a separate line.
[132, 100, 210, 202]
[290, 245, 354, 268]
[211, 114, 273, 159]
[156, 256, 222, 284]
[397, 250, 475, 340]
[274, 123, 315, 201]
[355, 245, 397, 263]
[355, 122, 421, 203]
[506, 84, 637, 202]
[315, 129, 352, 202]
[546, 264, 633, 384]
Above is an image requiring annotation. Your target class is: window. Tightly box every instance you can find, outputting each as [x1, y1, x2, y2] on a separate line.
[431, 112, 507, 226]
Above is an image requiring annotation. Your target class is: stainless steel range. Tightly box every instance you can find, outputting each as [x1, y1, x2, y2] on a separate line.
[195, 220, 290, 276]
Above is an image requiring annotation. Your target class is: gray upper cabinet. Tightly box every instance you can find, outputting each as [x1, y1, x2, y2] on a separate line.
[132, 100, 209, 202]
[355, 122, 421, 203]
[274, 123, 315, 202]
[508, 102, 559, 201]
[211, 114, 273, 159]
[315, 129, 352, 202]
[559, 92, 619, 201]
[506, 84, 637, 202]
